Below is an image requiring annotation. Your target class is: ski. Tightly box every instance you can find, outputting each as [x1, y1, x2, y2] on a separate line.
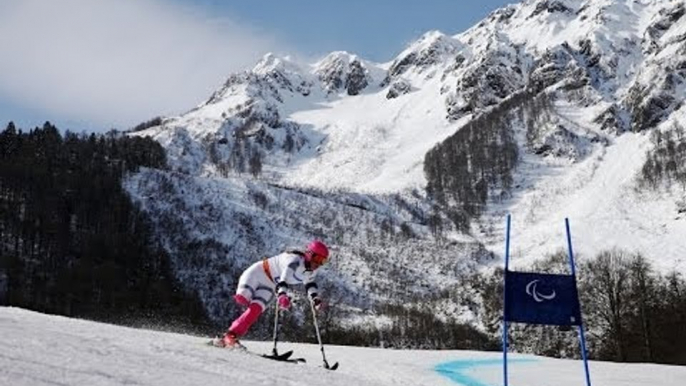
[321, 360, 338, 370]
[207, 339, 305, 364]
[261, 350, 292, 360]
[261, 350, 306, 363]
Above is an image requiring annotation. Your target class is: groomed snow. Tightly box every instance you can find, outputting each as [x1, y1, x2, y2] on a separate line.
[2, 307, 685, 386]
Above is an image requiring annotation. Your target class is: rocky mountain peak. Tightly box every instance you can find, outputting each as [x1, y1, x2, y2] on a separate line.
[251, 53, 314, 97]
[528, 0, 577, 17]
[313, 51, 372, 95]
[133, 0, 686, 191]
[382, 30, 460, 85]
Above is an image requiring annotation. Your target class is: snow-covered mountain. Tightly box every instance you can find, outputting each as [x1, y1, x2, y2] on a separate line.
[128, 0, 686, 330]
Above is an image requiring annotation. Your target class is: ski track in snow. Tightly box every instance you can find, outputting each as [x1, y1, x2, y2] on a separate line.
[2, 307, 686, 386]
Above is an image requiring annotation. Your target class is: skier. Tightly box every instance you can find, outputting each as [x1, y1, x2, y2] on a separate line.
[214, 240, 330, 348]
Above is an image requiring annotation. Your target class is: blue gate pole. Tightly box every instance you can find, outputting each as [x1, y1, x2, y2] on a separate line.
[502, 214, 511, 386]
[565, 218, 592, 386]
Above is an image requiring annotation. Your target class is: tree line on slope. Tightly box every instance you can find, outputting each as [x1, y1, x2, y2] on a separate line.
[0, 122, 210, 330]
[580, 249, 686, 364]
[639, 122, 686, 190]
[424, 90, 553, 231]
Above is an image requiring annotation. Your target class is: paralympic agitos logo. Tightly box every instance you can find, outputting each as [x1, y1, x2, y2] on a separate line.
[525, 279, 556, 302]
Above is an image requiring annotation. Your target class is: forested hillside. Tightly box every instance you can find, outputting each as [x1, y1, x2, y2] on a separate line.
[0, 122, 209, 330]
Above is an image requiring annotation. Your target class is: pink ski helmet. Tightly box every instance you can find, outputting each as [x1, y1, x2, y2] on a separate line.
[306, 240, 329, 265]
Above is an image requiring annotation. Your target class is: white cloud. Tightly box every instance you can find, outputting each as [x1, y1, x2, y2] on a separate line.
[0, 0, 288, 131]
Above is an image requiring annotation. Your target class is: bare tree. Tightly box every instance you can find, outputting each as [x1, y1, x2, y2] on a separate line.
[628, 252, 655, 361]
[580, 248, 632, 361]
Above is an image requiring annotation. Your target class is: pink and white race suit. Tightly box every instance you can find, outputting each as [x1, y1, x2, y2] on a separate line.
[236, 251, 319, 310]
[228, 251, 319, 337]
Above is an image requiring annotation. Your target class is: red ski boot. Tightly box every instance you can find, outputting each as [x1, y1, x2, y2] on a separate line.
[211, 332, 243, 349]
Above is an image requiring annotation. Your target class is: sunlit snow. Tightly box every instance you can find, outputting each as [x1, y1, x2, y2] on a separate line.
[2, 307, 685, 386]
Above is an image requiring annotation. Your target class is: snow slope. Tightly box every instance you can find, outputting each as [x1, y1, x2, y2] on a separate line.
[2, 307, 685, 386]
[477, 104, 686, 273]
[285, 77, 465, 192]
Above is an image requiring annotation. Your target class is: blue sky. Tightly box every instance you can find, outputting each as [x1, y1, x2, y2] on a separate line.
[0, 0, 514, 133]
[181, 0, 515, 62]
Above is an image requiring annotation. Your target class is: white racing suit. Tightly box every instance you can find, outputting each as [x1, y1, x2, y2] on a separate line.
[228, 251, 319, 337]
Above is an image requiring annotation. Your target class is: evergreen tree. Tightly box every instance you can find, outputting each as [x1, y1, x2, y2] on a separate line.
[0, 123, 211, 333]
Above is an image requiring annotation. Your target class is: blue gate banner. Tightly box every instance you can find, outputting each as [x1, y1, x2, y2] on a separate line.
[504, 271, 582, 326]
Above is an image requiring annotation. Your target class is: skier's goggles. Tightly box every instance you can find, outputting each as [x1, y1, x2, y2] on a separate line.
[310, 253, 328, 265]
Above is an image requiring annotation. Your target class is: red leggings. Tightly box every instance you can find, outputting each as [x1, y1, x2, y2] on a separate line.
[229, 303, 263, 336]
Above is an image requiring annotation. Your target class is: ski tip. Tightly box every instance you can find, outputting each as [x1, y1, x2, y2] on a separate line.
[262, 349, 293, 361]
